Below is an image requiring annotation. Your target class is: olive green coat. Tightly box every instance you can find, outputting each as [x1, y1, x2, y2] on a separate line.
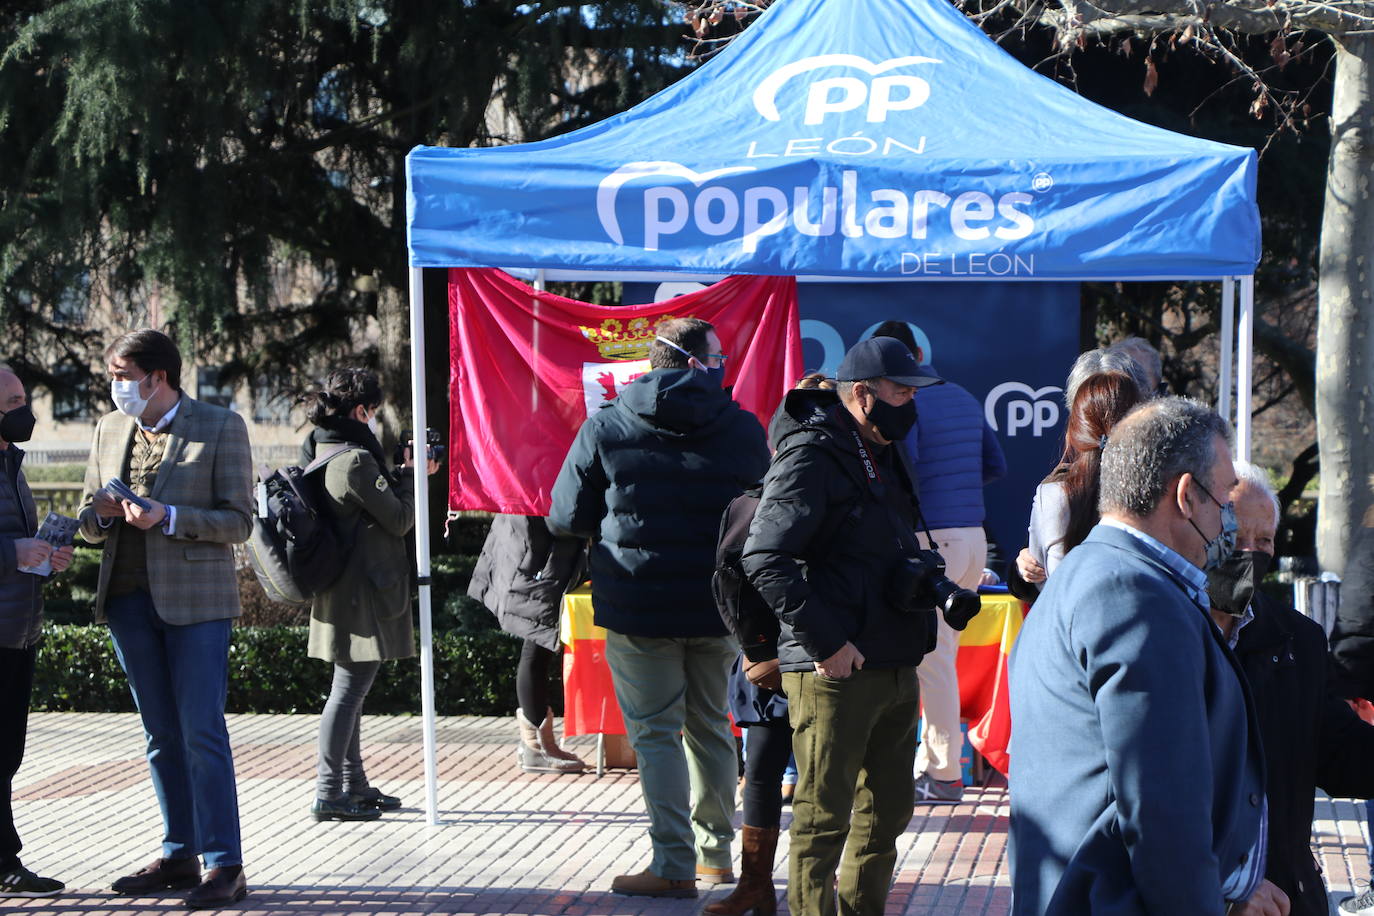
[307, 448, 415, 663]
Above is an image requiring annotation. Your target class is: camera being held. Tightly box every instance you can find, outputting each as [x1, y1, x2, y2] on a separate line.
[394, 427, 446, 466]
[887, 548, 982, 631]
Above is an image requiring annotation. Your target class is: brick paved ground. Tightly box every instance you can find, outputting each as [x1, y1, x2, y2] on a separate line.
[9, 713, 1372, 915]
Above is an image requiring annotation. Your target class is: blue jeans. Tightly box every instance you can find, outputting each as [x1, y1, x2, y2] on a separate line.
[106, 590, 242, 867]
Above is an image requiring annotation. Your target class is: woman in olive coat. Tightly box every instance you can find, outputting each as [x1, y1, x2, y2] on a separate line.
[301, 369, 435, 821]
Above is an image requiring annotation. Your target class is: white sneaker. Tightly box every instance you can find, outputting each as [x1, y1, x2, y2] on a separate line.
[1341, 884, 1374, 915]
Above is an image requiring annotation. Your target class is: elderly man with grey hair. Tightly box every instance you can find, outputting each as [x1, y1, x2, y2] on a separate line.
[1109, 335, 1165, 395]
[1008, 397, 1284, 916]
[1213, 462, 1374, 916]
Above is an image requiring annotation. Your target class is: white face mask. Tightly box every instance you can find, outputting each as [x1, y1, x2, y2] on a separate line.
[367, 413, 380, 437]
[111, 375, 157, 419]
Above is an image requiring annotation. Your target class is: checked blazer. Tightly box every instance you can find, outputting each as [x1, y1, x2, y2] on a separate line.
[77, 396, 253, 624]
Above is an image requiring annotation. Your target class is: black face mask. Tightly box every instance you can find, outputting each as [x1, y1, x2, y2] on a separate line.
[864, 395, 917, 443]
[1206, 549, 1271, 617]
[0, 404, 35, 443]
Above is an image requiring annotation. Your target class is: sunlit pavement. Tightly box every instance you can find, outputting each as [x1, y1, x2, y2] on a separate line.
[10, 713, 1369, 915]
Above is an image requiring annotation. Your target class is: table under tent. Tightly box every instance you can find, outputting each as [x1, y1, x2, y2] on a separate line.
[401, 0, 1262, 822]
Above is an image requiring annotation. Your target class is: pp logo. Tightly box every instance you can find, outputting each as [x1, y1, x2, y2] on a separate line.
[753, 54, 942, 126]
[984, 382, 1062, 437]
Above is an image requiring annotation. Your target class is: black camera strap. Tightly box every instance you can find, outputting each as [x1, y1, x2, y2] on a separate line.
[845, 422, 933, 557]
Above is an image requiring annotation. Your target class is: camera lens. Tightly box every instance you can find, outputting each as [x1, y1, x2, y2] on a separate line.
[938, 585, 981, 631]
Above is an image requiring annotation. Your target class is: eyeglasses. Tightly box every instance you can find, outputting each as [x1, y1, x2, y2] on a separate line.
[703, 353, 728, 362]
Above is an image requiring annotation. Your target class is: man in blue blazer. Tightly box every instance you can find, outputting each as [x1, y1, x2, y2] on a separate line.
[1008, 397, 1283, 916]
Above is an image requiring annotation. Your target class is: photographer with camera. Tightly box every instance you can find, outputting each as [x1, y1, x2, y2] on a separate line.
[299, 369, 439, 823]
[741, 337, 975, 916]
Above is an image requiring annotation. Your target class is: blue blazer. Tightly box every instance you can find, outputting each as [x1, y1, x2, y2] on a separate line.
[1008, 524, 1264, 916]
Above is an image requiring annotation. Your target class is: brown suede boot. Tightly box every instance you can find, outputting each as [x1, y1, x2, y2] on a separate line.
[516, 710, 583, 773]
[537, 708, 587, 770]
[703, 825, 779, 915]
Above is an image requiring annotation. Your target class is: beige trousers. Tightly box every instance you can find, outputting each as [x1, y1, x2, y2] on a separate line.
[914, 526, 987, 782]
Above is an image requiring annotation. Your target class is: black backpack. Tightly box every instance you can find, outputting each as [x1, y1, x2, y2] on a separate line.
[246, 444, 356, 605]
[711, 445, 865, 654]
[711, 484, 778, 654]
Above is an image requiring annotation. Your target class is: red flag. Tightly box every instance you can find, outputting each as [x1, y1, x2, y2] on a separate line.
[448, 268, 802, 514]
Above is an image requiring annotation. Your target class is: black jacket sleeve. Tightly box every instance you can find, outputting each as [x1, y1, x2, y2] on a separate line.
[547, 415, 610, 540]
[1310, 596, 1374, 799]
[740, 444, 850, 663]
[1329, 525, 1374, 700]
[1314, 690, 1374, 799]
[734, 412, 772, 487]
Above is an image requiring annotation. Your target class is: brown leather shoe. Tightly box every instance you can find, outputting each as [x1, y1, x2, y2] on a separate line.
[111, 857, 201, 895]
[610, 869, 697, 898]
[184, 867, 247, 909]
[697, 864, 736, 885]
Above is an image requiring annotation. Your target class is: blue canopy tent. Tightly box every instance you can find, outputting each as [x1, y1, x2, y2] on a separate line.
[402, 0, 1261, 821]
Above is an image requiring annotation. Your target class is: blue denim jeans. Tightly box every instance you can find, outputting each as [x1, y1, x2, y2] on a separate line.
[106, 590, 242, 867]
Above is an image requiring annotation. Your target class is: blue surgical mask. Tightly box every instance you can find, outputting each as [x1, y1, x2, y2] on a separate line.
[1188, 480, 1238, 572]
[655, 334, 725, 386]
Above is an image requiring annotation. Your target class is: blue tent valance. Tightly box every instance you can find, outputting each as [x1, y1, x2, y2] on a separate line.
[405, 0, 1259, 281]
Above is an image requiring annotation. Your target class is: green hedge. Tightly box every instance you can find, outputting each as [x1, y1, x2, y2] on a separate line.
[33, 623, 550, 716]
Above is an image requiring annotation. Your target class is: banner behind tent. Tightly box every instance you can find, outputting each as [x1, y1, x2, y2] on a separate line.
[626, 281, 1079, 564]
[448, 269, 802, 515]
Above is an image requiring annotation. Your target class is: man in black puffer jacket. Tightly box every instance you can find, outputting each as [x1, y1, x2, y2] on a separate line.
[549, 317, 769, 899]
[0, 367, 73, 899]
[741, 337, 943, 916]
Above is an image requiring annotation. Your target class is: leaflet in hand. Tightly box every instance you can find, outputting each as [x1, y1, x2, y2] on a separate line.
[106, 477, 152, 511]
[18, 512, 79, 576]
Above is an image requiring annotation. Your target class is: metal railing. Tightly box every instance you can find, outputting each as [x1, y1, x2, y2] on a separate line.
[1293, 574, 1342, 637]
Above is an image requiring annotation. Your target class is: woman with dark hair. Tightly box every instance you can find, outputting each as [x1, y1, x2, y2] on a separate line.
[1020, 371, 1142, 586]
[301, 368, 437, 821]
[708, 371, 834, 916]
[468, 515, 587, 774]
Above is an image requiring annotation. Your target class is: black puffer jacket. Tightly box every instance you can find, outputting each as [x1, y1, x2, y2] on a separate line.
[741, 388, 933, 673]
[548, 368, 769, 638]
[1329, 523, 1374, 700]
[0, 446, 41, 649]
[468, 515, 584, 652]
[1237, 590, 1374, 916]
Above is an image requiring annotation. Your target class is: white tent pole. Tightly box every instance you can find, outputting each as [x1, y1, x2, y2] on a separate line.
[532, 270, 545, 409]
[1236, 275, 1255, 461]
[1218, 277, 1234, 423]
[409, 265, 440, 826]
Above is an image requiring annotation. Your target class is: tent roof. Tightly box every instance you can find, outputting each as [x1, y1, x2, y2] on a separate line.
[405, 0, 1260, 281]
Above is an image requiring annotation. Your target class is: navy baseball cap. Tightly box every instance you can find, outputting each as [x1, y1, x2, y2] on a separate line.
[836, 337, 944, 387]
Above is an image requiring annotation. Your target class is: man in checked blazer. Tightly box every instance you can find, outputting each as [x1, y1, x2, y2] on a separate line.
[77, 329, 253, 909]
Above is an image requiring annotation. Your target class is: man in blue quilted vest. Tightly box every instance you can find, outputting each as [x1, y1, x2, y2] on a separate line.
[870, 322, 1005, 804]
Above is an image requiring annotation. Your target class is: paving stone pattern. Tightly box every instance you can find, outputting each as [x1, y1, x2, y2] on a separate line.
[9, 713, 1372, 915]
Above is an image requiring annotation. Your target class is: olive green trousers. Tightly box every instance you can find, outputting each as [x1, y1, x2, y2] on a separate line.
[783, 667, 920, 916]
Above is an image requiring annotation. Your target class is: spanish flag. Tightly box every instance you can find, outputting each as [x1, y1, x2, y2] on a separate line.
[956, 593, 1027, 776]
[560, 590, 626, 738]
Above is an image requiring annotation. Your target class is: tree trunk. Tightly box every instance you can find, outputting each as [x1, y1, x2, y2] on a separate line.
[1316, 33, 1374, 575]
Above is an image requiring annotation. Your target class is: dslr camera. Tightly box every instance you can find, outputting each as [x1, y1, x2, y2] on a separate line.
[887, 549, 982, 630]
[395, 427, 446, 465]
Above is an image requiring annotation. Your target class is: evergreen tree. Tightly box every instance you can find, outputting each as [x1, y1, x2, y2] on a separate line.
[0, 0, 692, 410]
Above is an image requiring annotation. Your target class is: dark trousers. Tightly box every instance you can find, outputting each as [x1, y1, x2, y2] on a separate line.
[0, 645, 37, 870]
[742, 718, 794, 828]
[316, 660, 381, 800]
[783, 667, 920, 916]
